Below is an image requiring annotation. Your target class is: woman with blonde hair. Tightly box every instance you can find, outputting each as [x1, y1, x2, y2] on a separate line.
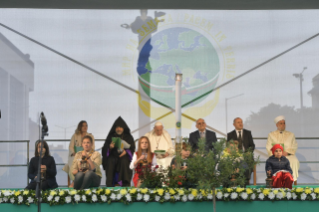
[63, 120, 95, 187]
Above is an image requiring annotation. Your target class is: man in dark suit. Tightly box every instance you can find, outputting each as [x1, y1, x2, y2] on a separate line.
[189, 118, 217, 152]
[227, 117, 255, 185]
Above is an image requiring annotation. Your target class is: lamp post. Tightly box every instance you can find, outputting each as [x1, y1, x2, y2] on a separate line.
[225, 93, 244, 133]
[293, 67, 307, 109]
[175, 73, 182, 150]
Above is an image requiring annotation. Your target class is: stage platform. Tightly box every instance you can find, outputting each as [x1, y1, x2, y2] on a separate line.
[1, 186, 318, 212]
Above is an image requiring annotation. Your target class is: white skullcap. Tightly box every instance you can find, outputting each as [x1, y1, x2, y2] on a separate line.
[274, 115, 285, 124]
[155, 121, 163, 127]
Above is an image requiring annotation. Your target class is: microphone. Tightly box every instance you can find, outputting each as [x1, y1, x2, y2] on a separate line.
[40, 112, 49, 133]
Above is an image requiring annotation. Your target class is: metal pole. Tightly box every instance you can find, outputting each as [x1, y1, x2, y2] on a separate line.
[27, 140, 29, 185]
[175, 73, 183, 144]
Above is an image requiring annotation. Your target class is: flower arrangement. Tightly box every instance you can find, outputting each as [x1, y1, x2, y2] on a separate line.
[1, 187, 319, 206]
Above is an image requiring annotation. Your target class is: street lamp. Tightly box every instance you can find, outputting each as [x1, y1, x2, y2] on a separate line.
[293, 67, 307, 109]
[225, 93, 244, 133]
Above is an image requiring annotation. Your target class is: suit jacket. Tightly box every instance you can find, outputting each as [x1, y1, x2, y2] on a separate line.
[189, 129, 217, 152]
[227, 129, 255, 152]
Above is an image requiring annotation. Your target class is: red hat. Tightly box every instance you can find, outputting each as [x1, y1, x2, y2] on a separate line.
[271, 144, 283, 155]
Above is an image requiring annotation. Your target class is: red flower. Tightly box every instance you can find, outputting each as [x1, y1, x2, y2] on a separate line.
[178, 175, 182, 178]
[178, 182, 182, 185]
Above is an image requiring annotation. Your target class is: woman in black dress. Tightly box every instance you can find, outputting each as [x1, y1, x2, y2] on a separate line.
[26, 140, 58, 190]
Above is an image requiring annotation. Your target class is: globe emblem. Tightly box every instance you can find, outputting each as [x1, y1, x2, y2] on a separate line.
[137, 27, 220, 109]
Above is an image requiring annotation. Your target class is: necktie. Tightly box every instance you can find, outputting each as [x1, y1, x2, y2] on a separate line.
[200, 131, 204, 139]
[238, 131, 243, 151]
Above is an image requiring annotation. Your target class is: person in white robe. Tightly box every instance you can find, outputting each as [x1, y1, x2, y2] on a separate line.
[144, 122, 175, 169]
[266, 115, 300, 182]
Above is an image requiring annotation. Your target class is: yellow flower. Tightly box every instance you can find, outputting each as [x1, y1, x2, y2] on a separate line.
[191, 189, 198, 197]
[200, 189, 207, 197]
[296, 188, 304, 193]
[178, 189, 184, 196]
[169, 189, 176, 195]
[14, 191, 21, 196]
[246, 188, 253, 194]
[96, 189, 103, 195]
[50, 191, 57, 196]
[120, 189, 127, 195]
[305, 189, 312, 194]
[130, 188, 137, 194]
[226, 188, 233, 193]
[59, 191, 65, 196]
[236, 188, 244, 193]
[273, 190, 278, 194]
[69, 190, 77, 195]
[105, 189, 111, 195]
[262, 189, 270, 196]
[23, 190, 29, 195]
[282, 192, 286, 197]
[314, 188, 319, 194]
[140, 188, 148, 194]
[157, 189, 164, 196]
[85, 190, 92, 195]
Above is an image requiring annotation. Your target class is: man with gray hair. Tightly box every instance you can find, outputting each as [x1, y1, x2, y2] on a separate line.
[266, 115, 300, 183]
[145, 122, 175, 168]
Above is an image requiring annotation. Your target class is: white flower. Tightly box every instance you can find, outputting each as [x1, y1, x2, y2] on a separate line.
[216, 192, 223, 199]
[258, 193, 265, 200]
[47, 195, 53, 201]
[155, 195, 161, 202]
[136, 193, 143, 201]
[0, 198, 2, 203]
[207, 193, 213, 200]
[92, 194, 98, 202]
[3, 197, 8, 202]
[82, 195, 87, 202]
[182, 195, 187, 202]
[174, 195, 180, 200]
[268, 192, 275, 200]
[300, 193, 307, 201]
[311, 193, 316, 200]
[92, 189, 97, 193]
[310, 188, 314, 191]
[143, 194, 150, 202]
[65, 196, 72, 203]
[3, 190, 12, 196]
[230, 192, 238, 200]
[224, 193, 230, 198]
[292, 193, 297, 200]
[256, 189, 261, 193]
[197, 194, 203, 200]
[125, 194, 131, 202]
[286, 192, 292, 200]
[240, 192, 248, 200]
[54, 196, 60, 202]
[188, 194, 194, 201]
[110, 193, 116, 200]
[101, 195, 107, 202]
[116, 194, 122, 200]
[10, 198, 15, 203]
[164, 193, 170, 200]
[18, 196, 23, 203]
[74, 195, 80, 202]
[276, 192, 283, 199]
[27, 197, 33, 203]
[251, 193, 256, 200]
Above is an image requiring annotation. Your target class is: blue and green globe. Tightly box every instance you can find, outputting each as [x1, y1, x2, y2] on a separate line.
[137, 27, 220, 108]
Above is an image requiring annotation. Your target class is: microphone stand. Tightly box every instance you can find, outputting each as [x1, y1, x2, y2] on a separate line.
[35, 115, 48, 212]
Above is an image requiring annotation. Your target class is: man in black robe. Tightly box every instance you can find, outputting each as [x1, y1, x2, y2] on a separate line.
[102, 117, 135, 187]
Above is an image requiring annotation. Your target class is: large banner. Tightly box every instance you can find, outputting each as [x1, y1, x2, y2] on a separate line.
[0, 9, 319, 187]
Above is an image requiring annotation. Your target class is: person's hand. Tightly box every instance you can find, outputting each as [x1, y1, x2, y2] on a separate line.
[78, 162, 83, 172]
[161, 152, 169, 158]
[282, 151, 288, 157]
[181, 166, 188, 171]
[267, 170, 272, 176]
[235, 168, 240, 173]
[110, 142, 115, 149]
[138, 154, 145, 161]
[40, 165, 46, 172]
[119, 150, 126, 158]
[71, 153, 75, 157]
[172, 164, 176, 169]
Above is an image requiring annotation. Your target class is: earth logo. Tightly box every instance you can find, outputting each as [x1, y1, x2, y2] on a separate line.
[137, 27, 220, 109]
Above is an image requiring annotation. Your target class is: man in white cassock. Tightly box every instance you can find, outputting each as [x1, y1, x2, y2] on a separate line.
[266, 115, 300, 183]
[145, 122, 175, 169]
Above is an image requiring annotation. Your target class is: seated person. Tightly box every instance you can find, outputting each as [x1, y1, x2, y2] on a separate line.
[171, 142, 191, 170]
[72, 135, 102, 190]
[266, 144, 294, 189]
[26, 140, 58, 190]
[130, 136, 157, 187]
